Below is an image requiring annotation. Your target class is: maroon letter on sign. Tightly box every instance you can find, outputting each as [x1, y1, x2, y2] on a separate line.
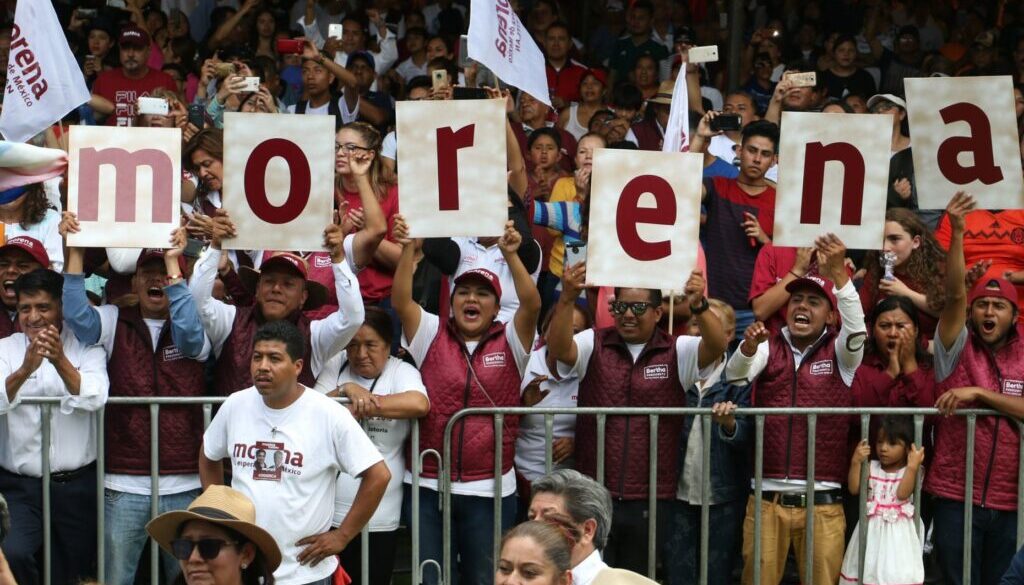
[244, 138, 311, 224]
[937, 102, 1003, 185]
[800, 142, 865, 225]
[615, 175, 676, 261]
[77, 148, 175, 223]
[436, 125, 475, 211]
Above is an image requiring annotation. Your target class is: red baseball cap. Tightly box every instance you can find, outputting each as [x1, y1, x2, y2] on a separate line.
[0, 236, 49, 268]
[785, 274, 837, 309]
[239, 252, 329, 311]
[119, 24, 150, 48]
[137, 249, 187, 274]
[968, 277, 1019, 309]
[453, 268, 502, 299]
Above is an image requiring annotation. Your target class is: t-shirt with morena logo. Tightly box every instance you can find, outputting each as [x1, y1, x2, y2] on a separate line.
[203, 387, 383, 585]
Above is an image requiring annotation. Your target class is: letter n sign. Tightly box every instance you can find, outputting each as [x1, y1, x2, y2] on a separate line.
[222, 113, 335, 251]
[67, 126, 182, 248]
[587, 149, 703, 290]
[906, 76, 1024, 210]
[773, 112, 889, 249]
[396, 99, 507, 238]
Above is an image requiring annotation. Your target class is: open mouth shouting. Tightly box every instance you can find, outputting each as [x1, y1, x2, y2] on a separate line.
[980, 319, 998, 335]
[145, 286, 166, 302]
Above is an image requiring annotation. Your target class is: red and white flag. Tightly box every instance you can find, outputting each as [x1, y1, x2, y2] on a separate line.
[0, 1, 90, 143]
[468, 0, 551, 107]
[662, 64, 690, 153]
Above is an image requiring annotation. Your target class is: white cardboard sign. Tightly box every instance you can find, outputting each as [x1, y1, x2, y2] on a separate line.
[67, 126, 181, 248]
[396, 99, 508, 238]
[773, 111, 890, 249]
[222, 112, 335, 251]
[587, 148, 703, 290]
[905, 76, 1024, 210]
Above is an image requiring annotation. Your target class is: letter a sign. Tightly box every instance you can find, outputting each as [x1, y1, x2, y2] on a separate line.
[67, 126, 181, 248]
[222, 113, 335, 251]
[906, 76, 1024, 210]
[587, 149, 703, 289]
[773, 112, 889, 249]
[396, 98, 508, 237]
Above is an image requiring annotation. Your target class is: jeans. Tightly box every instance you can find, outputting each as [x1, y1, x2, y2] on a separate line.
[931, 497, 1017, 585]
[0, 465, 97, 585]
[104, 488, 201, 585]
[404, 485, 516, 585]
[665, 499, 746, 585]
[604, 499, 672, 578]
[337, 530, 398, 585]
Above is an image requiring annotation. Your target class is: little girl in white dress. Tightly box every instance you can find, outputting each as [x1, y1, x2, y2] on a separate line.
[840, 415, 925, 585]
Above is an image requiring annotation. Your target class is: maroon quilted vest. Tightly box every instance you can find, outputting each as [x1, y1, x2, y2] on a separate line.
[575, 327, 686, 499]
[753, 329, 851, 484]
[105, 306, 207, 475]
[926, 325, 1024, 511]
[213, 306, 315, 395]
[0, 309, 17, 340]
[413, 320, 521, 481]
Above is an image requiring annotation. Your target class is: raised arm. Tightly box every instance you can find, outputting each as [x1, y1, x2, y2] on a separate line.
[684, 270, 727, 368]
[301, 40, 359, 89]
[311, 221, 366, 375]
[187, 212, 239, 357]
[390, 215, 422, 344]
[59, 213, 102, 346]
[937, 192, 976, 350]
[548, 261, 586, 366]
[344, 152, 388, 269]
[164, 228, 208, 359]
[209, 0, 260, 49]
[497, 221, 541, 351]
[816, 233, 865, 381]
[491, 88, 528, 201]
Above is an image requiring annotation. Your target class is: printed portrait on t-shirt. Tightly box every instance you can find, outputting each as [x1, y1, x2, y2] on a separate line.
[253, 441, 285, 481]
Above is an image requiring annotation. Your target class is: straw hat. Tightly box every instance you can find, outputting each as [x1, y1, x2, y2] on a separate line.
[592, 568, 660, 585]
[145, 486, 281, 571]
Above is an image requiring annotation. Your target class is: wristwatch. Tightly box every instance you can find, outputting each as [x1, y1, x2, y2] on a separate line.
[690, 297, 709, 315]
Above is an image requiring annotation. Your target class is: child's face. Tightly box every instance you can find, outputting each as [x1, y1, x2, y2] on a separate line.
[529, 135, 560, 170]
[875, 431, 908, 468]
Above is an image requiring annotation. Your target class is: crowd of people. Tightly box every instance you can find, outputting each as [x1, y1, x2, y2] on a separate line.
[0, 0, 1023, 585]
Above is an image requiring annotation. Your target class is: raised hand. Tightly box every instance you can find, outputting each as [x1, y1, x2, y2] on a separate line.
[739, 321, 769, 357]
[392, 214, 411, 246]
[497, 220, 522, 255]
[59, 211, 81, 238]
[521, 375, 550, 407]
[560, 261, 587, 301]
[814, 233, 848, 287]
[945, 191, 976, 234]
[907, 443, 925, 469]
[683, 269, 706, 308]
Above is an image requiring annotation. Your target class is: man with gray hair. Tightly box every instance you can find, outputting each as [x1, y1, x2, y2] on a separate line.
[528, 469, 614, 585]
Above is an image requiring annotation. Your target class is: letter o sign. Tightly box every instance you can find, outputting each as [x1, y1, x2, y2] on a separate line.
[244, 138, 311, 224]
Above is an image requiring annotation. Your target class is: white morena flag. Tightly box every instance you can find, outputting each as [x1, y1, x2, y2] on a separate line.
[0, 1, 90, 143]
[661, 65, 690, 153]
[468, 0, 551, 107]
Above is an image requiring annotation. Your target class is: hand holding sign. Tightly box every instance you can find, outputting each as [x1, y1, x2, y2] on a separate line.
[683, 270, 706, 308]
[814, 233, 849, 288]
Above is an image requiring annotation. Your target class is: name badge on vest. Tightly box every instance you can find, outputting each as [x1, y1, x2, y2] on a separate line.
[643, 364, 670, 380]
[809, 360, 833, 376]
[1003, 379, 1024, 397]
[314, 255, 332, 268]
[162, 346, 183, 362]
[483, 352, 506, 368]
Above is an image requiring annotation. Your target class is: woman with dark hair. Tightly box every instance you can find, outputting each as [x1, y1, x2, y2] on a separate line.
[854, 295, 934, 409]
[497, 515, 578, 585]
[860, 208, 947, 342]
[146, 485, 280, 585]
[820, 34, 877, 99]
[314, 307, 430, 585]
[527, 128, 568, 203]
[558, 69, 608, 142]
[251, 8, 283, 59]
[0, 182, 61, 271]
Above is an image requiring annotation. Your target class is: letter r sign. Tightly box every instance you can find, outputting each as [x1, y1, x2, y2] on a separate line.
[772, 111, 889, 249]
[587, 149, 703, 290]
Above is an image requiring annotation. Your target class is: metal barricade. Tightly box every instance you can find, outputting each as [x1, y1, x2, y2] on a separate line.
[14, 398, 1024, 585]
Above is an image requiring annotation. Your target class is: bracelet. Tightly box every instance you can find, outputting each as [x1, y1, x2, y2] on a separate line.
[689, 297, 710, 315]
[788, 270, 804, 279]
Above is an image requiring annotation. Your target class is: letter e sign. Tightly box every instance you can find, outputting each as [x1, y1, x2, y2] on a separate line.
[396, 99, 508, 238]
[587, 149, 703, 290]
[906, 76, 1024, 210]
[773, 112, 889, 249]
[67, 126, 182, 248]
[222, 113, 335, 251]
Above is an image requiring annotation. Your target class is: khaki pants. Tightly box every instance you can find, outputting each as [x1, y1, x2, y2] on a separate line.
[741, 495, 846, 585]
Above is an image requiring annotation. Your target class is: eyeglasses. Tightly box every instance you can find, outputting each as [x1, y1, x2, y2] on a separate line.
[335, 143, 372, 154]
[170, 538, 237, 561]
[610, 301, 654, 316]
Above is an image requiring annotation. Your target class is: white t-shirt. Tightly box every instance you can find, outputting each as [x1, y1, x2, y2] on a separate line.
[557, 329, 707, 389]
[381, 131, 397, 162]
[203, 387, 384, 585]
[450, 238, 541, 324]
[515, 346, 579, 481]
[285, 96, 359, 125]
[314, 354, 428, 531]
[402, 307, 530, 497]
[707, 134, 779, 182]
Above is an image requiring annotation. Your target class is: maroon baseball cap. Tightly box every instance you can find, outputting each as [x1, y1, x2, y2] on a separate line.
[239, 252, 329, 311]
[785, 274, 837, 309]
[453, 268, 502, 299]
[968, 277, 1019, 309]
[119, 24, 150, 48]
[0, 236, 49, 268]
[136, 249, 187, 274]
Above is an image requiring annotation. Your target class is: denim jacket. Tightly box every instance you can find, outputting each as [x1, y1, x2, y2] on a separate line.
[678, 359, 753, 506]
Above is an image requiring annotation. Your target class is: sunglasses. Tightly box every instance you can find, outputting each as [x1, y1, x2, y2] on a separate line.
[170, 538, 237, 561]
[610, 301, 654, 317]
